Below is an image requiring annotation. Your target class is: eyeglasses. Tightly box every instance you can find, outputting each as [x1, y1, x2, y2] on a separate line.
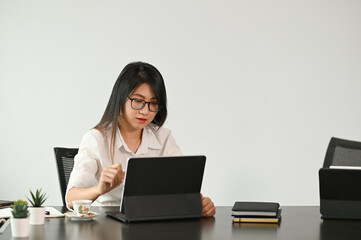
[127, 97, 160, 112]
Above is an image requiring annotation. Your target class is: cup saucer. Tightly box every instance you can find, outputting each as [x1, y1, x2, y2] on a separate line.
[64, 211, 98, 220]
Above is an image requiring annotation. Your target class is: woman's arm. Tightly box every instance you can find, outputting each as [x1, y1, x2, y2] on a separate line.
[67, 185, 101, 204]
[66, 164, 125, 207]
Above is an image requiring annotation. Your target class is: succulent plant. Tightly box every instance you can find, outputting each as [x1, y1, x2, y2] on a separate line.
[26, 188, 48, 207]
[11, 200, 29, 218]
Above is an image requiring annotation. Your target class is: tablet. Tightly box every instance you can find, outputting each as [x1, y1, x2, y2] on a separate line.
[107, 155, 206, 222]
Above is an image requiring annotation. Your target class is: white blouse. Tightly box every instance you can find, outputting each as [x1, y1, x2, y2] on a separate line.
[65, 124, 182, 207]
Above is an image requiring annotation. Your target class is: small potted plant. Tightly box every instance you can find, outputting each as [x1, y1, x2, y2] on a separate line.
[10, 200, 30, 237]
[26, 188, 48, 225]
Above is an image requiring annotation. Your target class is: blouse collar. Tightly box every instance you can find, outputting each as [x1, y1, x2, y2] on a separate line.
[116, 124, 161, 155]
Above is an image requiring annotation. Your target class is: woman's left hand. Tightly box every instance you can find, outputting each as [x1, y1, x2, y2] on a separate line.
[200, 193, 216, 217]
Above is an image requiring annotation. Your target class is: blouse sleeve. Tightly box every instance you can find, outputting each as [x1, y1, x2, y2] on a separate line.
[65, 131, 100, 205]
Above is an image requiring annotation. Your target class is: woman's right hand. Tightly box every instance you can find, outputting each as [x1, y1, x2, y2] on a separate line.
[97, 163, 125, 195]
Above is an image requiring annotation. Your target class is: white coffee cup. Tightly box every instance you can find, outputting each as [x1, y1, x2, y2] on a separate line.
[71, 200, 92, 216]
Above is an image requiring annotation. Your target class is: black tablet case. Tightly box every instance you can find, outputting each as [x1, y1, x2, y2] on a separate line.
[319, 168, 361, 219]
[232, 202, 280, 216]
[107, 155, 206, 223]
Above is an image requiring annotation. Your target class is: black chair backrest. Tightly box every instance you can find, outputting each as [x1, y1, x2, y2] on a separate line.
[323, 137, 361, 168]
[54, 147, 79, 206]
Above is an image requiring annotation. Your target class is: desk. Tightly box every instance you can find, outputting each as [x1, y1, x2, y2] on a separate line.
[1, 206, 361, 239]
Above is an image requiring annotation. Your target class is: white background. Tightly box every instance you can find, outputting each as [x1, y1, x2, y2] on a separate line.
[1, 0, 361, 206]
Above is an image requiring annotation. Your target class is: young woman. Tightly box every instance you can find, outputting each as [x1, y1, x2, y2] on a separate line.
[66, 62, 215, 217]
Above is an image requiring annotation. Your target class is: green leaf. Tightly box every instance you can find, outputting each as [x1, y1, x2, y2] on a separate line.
[27, 188, 48, 207]
[26, 196, 35, 207]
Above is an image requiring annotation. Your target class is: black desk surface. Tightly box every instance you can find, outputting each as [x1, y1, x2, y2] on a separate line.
[2, 206, 361, 240]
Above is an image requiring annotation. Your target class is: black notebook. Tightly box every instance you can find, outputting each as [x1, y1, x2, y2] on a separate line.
[232, 202, 280, 217]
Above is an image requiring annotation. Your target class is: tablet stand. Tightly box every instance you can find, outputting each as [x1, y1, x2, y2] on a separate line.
[123, 193, 202, 220]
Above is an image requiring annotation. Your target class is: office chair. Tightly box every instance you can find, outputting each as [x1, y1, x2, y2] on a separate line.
[323, 137, 361, 168]
[54, 147, 79, 206]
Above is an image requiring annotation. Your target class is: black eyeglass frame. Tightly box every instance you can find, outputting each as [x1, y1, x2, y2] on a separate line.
[127, 97, 161, 112]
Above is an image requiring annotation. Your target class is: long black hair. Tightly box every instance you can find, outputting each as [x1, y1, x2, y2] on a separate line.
[94, 62, 167, 162]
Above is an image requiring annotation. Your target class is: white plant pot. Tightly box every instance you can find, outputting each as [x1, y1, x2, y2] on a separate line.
[10, 217, 30, 237]
[29, 207, 45, 225]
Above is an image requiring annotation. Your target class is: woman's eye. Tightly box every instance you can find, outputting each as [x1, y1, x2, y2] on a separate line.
[134, 99, 143, 103]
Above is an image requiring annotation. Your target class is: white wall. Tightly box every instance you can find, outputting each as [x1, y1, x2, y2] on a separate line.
[1, 0, 361, 206]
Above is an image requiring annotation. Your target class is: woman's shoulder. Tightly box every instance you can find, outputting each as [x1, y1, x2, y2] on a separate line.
[81, 128, 110, 142]
[78, 128, 112, 152]
[146, 124, 182, 155]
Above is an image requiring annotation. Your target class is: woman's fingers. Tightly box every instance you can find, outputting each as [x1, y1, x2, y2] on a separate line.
[110, 163, 123, 173]
[101, 173, 116, 186]
[200, 195, 216, 217]
[202, 198, 212, 213]
[100, 164, 125, 187]
[101, 175, 115, 186]
[109, 164, 124, 180]
[202, 207, 216, 217]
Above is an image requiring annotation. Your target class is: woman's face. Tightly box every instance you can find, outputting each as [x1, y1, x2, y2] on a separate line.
[120, 83, 158, 132]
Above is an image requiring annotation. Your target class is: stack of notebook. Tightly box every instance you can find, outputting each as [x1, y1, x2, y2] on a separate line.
[232, 202, 281, 223]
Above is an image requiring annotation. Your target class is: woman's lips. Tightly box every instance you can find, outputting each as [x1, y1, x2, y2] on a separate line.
[137, 118, 147, 123]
